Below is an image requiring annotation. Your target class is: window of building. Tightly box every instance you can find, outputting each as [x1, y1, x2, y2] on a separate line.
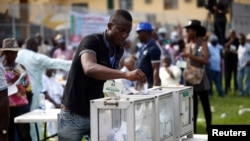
[107, 0, 114, 10]
[164, 0, 177, 9]
[72, 3, 88, 13]
[146, 14, 156, 24]
[197, 0, 205, 7]
[119, 0, 132, 10]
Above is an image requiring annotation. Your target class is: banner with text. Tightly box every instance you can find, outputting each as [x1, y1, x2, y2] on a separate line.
[70, 11, 109, 46]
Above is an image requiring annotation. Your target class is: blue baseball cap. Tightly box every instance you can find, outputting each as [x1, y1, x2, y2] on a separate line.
[136, 22, 153, 32]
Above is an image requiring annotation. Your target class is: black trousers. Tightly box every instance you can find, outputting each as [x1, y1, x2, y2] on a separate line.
[193, 90, 212, 133]
[224, 60, 238, 94]
[8, 104, 32, 141]
[214, 20, 226, 45]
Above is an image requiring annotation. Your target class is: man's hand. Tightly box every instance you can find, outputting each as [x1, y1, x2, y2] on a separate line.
[54, 103, 61, 109]
[125, 69, 147, 84]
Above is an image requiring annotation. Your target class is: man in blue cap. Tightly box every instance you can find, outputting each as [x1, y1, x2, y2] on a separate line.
[136, 22, 161, 88]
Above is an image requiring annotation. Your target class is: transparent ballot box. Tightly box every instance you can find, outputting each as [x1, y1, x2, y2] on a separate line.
[121, 87, 174, 141]
[159, 86, 193, 141]
[90, 96, 156, 141]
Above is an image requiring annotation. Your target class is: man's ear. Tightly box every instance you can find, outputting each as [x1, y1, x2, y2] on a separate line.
[107, 23, 113, 30]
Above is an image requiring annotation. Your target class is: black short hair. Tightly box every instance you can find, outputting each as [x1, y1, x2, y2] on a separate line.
[162, 55, 172, 65]
[25, 37, 39, 52]
[109, 9, 133, 22]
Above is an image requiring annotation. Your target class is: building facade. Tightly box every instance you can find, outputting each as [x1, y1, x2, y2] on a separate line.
[0, 0, 249, 41]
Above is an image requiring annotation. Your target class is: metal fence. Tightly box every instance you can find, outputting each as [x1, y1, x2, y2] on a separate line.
[0, 3, 69, 45]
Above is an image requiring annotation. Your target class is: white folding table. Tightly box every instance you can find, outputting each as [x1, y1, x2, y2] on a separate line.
[14, 109, 60, 141]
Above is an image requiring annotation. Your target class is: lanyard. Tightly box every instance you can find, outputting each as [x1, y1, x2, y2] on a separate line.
[104, 33, 116, 68]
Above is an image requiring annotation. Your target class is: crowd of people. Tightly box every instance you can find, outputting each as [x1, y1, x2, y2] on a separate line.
[1, 7, 250, 141]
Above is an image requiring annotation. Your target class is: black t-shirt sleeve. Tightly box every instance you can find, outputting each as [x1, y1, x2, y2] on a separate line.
[149, 46, 161, 62]
[77, 34, 100, 56]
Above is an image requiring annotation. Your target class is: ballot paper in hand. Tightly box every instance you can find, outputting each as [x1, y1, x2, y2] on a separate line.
[8, 84, 18, 96]
[143, 83, 149, 94]
[15, 73, 26, 85]
[7, 73, 26, 96]
[136, 82, 149, 95]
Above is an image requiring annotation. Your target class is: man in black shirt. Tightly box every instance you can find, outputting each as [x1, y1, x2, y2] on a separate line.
[224, 29, 239, 94]
[136, 22, 161, 88]
[58, 9, 147, 141]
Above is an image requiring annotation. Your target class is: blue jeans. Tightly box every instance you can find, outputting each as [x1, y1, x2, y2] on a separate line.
[209, 69, 224, 96]
[237, 66, 250, 96]
[58, 109, 90, 141]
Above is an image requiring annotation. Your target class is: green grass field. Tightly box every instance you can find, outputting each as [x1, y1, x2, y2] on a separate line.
[196, 85, 250, 134]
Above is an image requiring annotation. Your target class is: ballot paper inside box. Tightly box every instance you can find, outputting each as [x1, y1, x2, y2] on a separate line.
[159, 86, 194, 141]
[120, 87, 175, 141]
[90, 96, 156, 141]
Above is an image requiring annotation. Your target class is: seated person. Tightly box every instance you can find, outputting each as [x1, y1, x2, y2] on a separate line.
[159, 55, 182, 86]
[41, 69, 64, 136]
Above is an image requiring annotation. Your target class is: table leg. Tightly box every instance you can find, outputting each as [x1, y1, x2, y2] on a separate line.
[42, 122, 58, 141]
[35, 123, 40, 141]
[44, 123, 47, 141]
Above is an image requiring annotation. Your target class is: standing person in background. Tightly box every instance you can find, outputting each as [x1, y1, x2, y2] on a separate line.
[58, 9, 146, 141]
[49, 34, 62, 57]
[157, 27, 170, 47]
[1, 38, 32, 141]
[52, 37, 74, 81]
[136, 22, 161, 88]
[170, 25, 180, 43]
[0, 62, 9, 141]
[52, 37, 74, 60]
[207, 34, 225, 97]
[212, 0, 229, 45]
[224, 29, 239, 94]
[174, 39, 186, 84]
[237, 33, 250, 96]
[35, 33, 51, 56]
[152, 29, 169, 59]
[181, 20, 212, 133]
[15, 37, 72, 141]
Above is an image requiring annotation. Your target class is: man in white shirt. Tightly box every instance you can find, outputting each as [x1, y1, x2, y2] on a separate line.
[42, 69, 64, 137]
[237, 33, 250, 96]
[15, 37, 71, 141]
